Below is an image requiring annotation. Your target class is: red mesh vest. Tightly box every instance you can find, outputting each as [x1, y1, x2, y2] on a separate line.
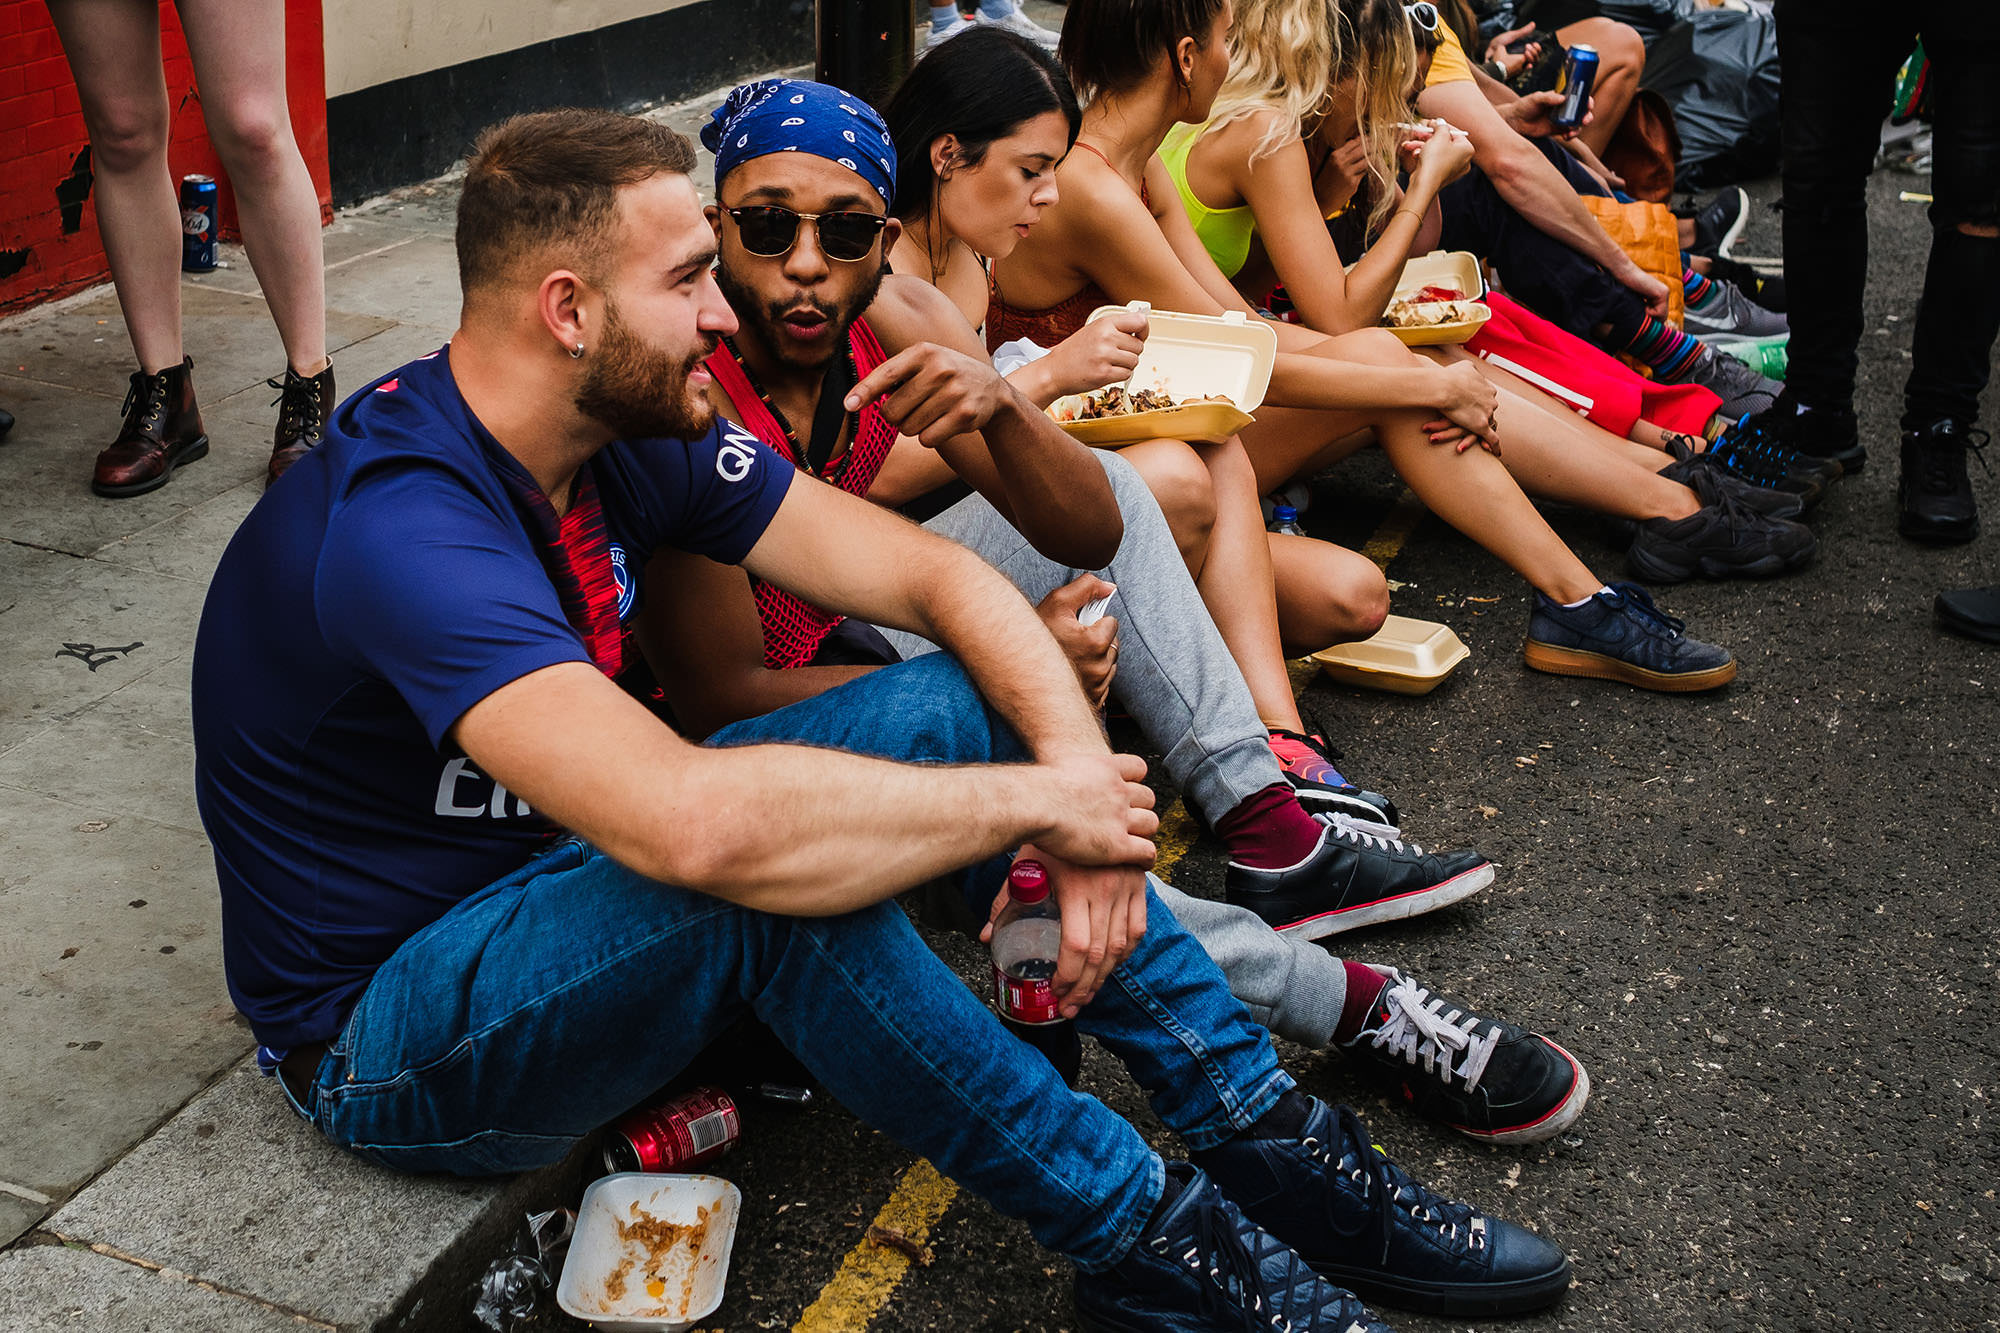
[704, 319, 899, 668]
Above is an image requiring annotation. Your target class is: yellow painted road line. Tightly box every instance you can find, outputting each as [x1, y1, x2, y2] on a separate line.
[792, 1158, 959, 1333]
[1359, 486, 1428, 571]
[792, 493, 1430, 1329]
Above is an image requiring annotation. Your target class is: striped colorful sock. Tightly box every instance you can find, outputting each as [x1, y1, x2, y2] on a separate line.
[1683, 267, 1716, 308]
[1624, 315, 1705, 379]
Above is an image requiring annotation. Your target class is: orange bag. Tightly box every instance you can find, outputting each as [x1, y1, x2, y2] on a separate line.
[1578, 193, 1684, 328]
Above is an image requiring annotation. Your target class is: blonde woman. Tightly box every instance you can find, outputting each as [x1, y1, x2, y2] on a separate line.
[1155, 0, 1818, 579]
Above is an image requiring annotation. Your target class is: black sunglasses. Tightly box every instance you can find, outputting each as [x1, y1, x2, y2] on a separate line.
[724, 205, 888, 263]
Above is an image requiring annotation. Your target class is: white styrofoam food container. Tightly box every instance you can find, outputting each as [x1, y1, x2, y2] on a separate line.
[556, 1173, 741, 1331]
[1049, 302, 1277, 445]
[1382, 250, 1491, 346]
[1312, 615, 1471, 695]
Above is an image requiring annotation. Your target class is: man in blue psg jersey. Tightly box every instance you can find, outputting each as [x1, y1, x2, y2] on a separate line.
[189, 107, 1568, 1329]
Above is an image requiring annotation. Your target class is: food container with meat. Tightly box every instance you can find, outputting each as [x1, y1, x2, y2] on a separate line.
[556, 1172, 741, 1331]
[1046, 303, 1277, 446]
[1376, 250, 1492, 346]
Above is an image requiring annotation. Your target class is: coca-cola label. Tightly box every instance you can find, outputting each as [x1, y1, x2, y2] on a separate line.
[613, 1087, 740, 1171]
[994, 962, 1062, 1025]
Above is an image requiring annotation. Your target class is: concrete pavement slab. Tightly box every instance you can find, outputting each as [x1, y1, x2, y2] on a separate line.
[0, 1244, 327, 1331]
[50, 1064, 588, 1330]
[0, 284, 395, 408]
[0, 1198, 45, 1252]
[0, 657, 202, 832]
[188, 216, 439, 301]
[322, 234, 464, 330]
[0, 540, 205, 753]
[0, 370, 273, 557]
[0, 786, 244, 1238]
[93, 480, 263, 590]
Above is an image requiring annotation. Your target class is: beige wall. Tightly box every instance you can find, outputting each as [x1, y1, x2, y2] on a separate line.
[324, 0, 706, 97]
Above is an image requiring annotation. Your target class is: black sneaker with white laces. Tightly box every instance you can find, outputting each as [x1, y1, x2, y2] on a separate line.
[1073, 1162, 1394, 1333]
[1192, 1098, 1573, 1317]
[1683, 186, 1748, 260]
[1337, 969, 1590, 1145]
[1225, 814, 1492, 940]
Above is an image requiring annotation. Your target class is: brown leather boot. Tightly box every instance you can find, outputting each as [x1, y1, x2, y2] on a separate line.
[267, 361, 335, 487]
[91, 357, 208, 498]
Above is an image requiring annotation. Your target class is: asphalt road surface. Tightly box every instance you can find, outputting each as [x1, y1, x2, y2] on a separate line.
[529, 167, 1998, 1333]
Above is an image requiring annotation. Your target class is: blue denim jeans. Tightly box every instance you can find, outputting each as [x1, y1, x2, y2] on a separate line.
[289, 653, 1290, 1270]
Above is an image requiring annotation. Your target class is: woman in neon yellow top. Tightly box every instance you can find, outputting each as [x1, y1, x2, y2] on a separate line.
[1165, 0, 1757, 506]
[1158, 1, 1469, 328]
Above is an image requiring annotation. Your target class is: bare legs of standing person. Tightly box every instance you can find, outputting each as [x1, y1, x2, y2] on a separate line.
[50, 0, 329, 496]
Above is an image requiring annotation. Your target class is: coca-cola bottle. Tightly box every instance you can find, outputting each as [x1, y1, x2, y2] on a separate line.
[990, 857, 1082, 1086]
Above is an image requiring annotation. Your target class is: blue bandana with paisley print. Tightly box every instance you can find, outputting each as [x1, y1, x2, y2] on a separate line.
[702, 78, 898, 208]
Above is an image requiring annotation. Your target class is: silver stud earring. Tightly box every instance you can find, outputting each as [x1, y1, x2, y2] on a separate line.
[570, 343, 585, 359]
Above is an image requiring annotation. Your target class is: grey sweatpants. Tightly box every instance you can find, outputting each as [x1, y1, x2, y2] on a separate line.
[884, 450, 1351, 1047]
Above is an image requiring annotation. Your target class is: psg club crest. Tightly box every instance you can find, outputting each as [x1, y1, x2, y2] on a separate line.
[609, 543, 635, 620]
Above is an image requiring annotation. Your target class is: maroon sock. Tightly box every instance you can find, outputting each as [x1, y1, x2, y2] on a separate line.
[1215, 784, 1325, 870]
[1332, 961, 1390, 1045]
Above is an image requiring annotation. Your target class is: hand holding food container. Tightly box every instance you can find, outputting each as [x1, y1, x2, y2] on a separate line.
[1046, 303, 1277, 446]
[1041, 307, 1150, 399]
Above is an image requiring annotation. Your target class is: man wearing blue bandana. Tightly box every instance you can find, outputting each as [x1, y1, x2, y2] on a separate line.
[676, 76, 1592, 1164]
[661, 80, 1580, 1327]
[196, 102, 1571, 1332]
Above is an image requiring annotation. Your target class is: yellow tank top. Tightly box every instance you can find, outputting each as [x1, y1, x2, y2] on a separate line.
[1159, 123, 1258, 280]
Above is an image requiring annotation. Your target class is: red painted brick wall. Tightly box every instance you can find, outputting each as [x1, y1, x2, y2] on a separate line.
[0, 0, 330, 316]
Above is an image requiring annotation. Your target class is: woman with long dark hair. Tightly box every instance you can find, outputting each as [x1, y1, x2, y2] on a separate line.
[882, 24, 1390, 777]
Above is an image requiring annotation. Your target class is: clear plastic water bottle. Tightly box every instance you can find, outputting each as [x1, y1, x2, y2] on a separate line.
[991, 858, 1082, 1083]
[1269, 503, 1306, 536]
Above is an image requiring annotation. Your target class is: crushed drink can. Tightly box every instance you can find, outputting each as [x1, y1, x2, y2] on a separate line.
[180, 175, 218, 272]
[602, 1086, 740, 1174]
[1552, 45, 1599, 134]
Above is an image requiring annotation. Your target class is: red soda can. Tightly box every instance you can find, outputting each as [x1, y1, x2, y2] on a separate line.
[603, 1086, 741, 1174]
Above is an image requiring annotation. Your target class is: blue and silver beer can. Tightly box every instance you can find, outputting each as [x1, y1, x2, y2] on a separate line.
[180, 174, 218, 272]
[1552, 45, 1599, 133]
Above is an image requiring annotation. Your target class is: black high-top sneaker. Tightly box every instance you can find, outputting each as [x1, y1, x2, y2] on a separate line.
[1898, 418, 1986, 544]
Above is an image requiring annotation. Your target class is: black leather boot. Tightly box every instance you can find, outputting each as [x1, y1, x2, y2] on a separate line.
[267, 361, 335, 487]
[91, 357, 208, 498]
